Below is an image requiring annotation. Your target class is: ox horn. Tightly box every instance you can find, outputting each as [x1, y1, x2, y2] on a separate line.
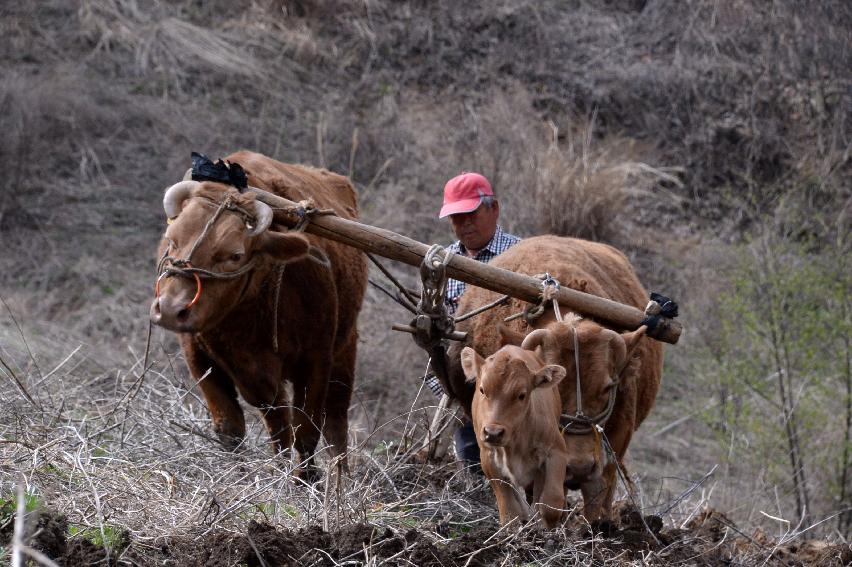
[163, 180, 200, 219]
[522, 328, 560, 363]
[521, 328, 549, 351]
[247, 199, 273, 236]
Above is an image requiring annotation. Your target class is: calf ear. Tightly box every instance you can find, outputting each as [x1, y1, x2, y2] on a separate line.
[260, 231, 311, 263]
[534, 364, 566, 389]
[498, 324, 526, 346]
[460, 347, 484, 384]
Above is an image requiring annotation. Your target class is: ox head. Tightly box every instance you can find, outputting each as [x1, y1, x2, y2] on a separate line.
[150, 179, 310, 333]
[505, 320, 646, 486]
[461, 345, 565, 448]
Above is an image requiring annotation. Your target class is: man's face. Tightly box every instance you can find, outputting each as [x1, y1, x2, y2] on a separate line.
[449, 201, 499, 253]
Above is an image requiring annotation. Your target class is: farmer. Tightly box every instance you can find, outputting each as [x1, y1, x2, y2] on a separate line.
[428, 172, 521, 466]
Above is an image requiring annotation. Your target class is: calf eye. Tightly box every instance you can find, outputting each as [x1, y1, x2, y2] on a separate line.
[230, 253, 244, 262]
[518, 393, 526, 400]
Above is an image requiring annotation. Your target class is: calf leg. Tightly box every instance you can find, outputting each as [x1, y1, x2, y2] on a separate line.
[484, 449, 531, 527]
[181, 335, 245, 449]
[533, 453, 567, 529]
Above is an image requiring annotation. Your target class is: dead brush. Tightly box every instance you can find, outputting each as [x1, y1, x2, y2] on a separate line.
[77, 0, 265, 84]
[1, 314, 848, 565]
[531, 121, 684, 244]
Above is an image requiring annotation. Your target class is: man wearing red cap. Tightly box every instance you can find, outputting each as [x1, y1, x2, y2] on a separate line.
[439, 172, 521, 316]
[430, 172, 521, 468]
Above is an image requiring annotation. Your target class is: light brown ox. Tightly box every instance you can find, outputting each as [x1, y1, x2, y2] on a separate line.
[461, 344, 568, 529]
[444, 235, 664, 521]
[150, 151, 367, 477]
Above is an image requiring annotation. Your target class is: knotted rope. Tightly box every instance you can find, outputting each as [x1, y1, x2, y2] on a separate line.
[280, 198, 338, 233]
[504, 272, 562, 324]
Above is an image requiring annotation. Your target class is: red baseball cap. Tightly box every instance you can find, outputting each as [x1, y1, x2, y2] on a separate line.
[438, 172, 494, 218]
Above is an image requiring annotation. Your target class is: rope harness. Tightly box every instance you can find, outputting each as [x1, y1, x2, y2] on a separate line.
[559, 321, 627, 436]
[156, 196, 260, 311]
[155, 195, 331, 353]
[559, 295, 674, 438]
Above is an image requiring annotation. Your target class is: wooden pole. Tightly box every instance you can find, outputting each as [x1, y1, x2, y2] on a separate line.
[251, 187, 682, 344]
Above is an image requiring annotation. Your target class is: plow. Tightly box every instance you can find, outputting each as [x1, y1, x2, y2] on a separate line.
[247, 185, 682, 345]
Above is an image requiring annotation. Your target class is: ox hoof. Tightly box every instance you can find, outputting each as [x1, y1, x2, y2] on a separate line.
[292, 465, 321, 485]
[214, 430, 245, 451]
[412, 447, 435, 464]
[589, 518, 616, 537]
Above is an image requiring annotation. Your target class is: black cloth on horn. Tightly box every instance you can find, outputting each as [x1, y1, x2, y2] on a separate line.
[191, 152, 248, 191]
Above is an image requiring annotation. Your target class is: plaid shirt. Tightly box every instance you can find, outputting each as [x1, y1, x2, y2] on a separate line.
[444, 225, 521, 316]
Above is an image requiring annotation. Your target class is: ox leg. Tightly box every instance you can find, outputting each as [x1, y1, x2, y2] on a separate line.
[323, 340, 356, 470]
[290, 356, 331, 481]
[579, 475, 609, 523]
[180, 335, 245, 449]
[582, 428, 632, 523]
[533, 453, 567, 529]
[259, 393, 295, 457]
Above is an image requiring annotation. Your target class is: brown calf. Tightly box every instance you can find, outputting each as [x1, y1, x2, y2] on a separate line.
[461, 345, 568, 529]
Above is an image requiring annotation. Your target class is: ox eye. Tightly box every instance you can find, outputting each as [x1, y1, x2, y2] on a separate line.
[479, 387, 484, 394]
[230, 252, 244, 263]
[518, 393, 526, 400]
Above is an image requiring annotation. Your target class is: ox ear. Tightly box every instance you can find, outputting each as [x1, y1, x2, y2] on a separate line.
[460, 347, 484, 384]
[533, 364, 566, 389]
[498, 324, 526, 347]
[260, 231, 311, 263]
[621, 326, 646, 358]
[607, 326, 646, 372]
[566, 278, 588, 292]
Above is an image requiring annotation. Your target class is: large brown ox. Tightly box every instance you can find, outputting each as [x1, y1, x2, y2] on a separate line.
[444, 235, 664, 521]
[461, 344, 568, 528]
[150, 151, 367, 476]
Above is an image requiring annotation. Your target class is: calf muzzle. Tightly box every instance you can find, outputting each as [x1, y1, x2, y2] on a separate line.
[482, 424, 506, 445]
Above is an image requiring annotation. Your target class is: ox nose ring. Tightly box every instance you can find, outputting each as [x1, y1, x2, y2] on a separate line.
[156, 262, 203, 310]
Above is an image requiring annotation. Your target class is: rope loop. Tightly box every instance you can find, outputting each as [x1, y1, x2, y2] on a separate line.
[504, 272, 563, 324]
[288, 199, 338, 233]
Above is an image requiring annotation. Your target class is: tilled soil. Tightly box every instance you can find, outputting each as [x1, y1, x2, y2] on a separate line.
[6, 505, 850, 566]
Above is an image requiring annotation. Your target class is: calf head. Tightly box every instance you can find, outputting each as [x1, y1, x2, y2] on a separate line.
[150, 180, 310, 333]
[506, 320, 646, 485]
[461, 345, 565, 448]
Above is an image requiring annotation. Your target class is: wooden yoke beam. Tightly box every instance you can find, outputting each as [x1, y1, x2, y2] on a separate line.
[250, 187, 682, 344]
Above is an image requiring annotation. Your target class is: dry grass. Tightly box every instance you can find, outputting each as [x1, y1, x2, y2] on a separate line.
[3, 316, 847, 565]
[527, 120, 684, 243]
